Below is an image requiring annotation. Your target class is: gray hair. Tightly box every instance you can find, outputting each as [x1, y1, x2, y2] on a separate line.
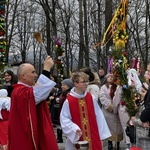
[17, 63, 31, 79]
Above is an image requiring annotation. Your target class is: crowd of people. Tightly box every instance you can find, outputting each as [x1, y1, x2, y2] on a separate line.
[0, 56, 150, 150]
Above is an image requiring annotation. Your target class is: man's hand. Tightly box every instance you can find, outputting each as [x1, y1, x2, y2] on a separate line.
[44, 56, 54, 71]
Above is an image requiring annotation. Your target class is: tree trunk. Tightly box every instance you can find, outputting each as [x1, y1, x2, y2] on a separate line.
[83, 0, 89, 67]
[105, 0, 113, 71]
[78, 0, 84, 69]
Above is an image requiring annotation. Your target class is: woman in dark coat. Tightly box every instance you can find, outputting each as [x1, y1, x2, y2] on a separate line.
[56, 79, 74, 143]
[1, 70, 18, 97]
[140, 90, 150, 124]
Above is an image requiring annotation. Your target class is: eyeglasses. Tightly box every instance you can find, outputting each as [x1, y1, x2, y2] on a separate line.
[77, 81, 89, 84]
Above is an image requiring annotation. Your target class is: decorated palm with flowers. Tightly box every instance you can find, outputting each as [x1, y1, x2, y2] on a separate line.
[95, 0, 140, 117]
[111, 0, 142, 117]
[112, 49, 141, 117]
[0, 1, 7, 75]
[122, 86, 140, 117]
[55, 38, 65, 83]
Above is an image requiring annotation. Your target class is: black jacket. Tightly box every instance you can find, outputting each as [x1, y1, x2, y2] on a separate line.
[140, 90, 150, 122]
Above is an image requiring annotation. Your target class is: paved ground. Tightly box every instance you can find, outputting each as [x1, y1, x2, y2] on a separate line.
[54, 128, 128, 150]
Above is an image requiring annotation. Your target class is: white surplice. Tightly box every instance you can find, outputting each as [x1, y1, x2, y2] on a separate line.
[18, 74, 56, 105]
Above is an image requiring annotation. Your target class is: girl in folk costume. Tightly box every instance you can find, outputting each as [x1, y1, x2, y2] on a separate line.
[0, 89, 11, 150]
[100, 73, 123, 150]
[60, 71, 111, 150]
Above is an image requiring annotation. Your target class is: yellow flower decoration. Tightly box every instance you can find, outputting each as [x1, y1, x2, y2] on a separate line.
[55, 44, 58, 48]
[115, 39, 125, 50]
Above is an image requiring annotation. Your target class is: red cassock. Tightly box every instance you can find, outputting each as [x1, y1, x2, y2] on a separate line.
[8, 84, 59, 150]
[0, 110, 9, 145]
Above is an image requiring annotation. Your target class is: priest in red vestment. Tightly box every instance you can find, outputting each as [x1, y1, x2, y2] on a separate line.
[8, 56, 59, 150]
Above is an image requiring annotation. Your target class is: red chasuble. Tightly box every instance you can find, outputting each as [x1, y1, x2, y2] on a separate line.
[8, 84, 59, 150]
[67, 92, 102, 150]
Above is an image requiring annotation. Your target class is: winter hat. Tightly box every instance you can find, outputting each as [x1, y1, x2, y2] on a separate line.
[61, 79, 74, 89]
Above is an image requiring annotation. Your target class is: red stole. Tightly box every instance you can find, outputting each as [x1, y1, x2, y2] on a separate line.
[67, 92, 102, 150]
[8, 84, 58, 150]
